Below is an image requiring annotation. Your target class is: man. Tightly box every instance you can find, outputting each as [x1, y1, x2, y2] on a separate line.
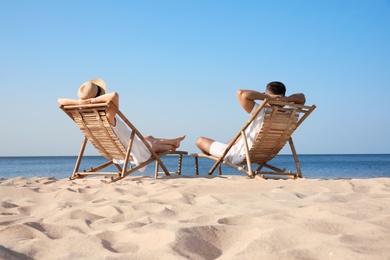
[196, 81, 305, 164]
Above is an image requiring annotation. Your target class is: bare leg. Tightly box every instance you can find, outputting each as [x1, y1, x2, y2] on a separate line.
[150, 143, 177, 153]
[196, 137, 215, 155]
[145, 135, 186, 149]
[145, 135, 186, 152]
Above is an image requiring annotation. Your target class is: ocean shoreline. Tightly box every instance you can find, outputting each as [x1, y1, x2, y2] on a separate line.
[1, 154, 390, 180]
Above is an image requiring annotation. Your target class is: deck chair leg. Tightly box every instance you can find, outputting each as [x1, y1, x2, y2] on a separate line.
[194, 155, 199, 175]
[289, 137, 302, 178]
[241, 131, 254, 178]
[114, 164, 123, 172]
[113, 133, 135, 182]
[155, 153, 183, 179]
[71, 137, 88, 180]
[154, 161, 160, 179]
[177, 154, 183, 175]
[209, 161, 219, 175]
[254, 164, 264, 175]
[120, 153, 133, 180]
[156, 157, 170, 178]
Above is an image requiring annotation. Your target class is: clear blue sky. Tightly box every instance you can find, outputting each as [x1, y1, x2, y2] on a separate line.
[1, 0, 389, 156]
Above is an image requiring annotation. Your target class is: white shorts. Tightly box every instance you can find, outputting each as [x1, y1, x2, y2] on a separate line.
[209, 141, 244, 164]
[209, 141, 228, 158]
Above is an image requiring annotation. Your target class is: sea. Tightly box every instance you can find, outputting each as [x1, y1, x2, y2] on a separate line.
[0, 154, 389, 180]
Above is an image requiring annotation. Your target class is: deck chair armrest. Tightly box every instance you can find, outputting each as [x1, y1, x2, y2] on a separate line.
[60, 101, 118, 110]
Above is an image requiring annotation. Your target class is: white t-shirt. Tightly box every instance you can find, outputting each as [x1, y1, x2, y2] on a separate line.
[111, 115, 152, 171]
[212, 102, 266, 164]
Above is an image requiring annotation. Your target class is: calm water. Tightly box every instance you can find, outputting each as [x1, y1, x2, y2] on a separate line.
[0, 154, 389, 179]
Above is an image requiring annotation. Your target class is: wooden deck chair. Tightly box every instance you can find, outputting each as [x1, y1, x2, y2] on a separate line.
[60, 101, 187, 183]
[192, 99, 316, 179]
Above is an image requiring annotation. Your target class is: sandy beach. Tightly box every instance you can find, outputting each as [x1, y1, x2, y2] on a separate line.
[1, 175, 389, 260]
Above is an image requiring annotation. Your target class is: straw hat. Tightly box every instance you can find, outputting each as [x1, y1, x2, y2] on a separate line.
[78, 78, 107, 100]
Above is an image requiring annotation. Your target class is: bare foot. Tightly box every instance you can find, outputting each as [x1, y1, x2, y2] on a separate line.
[174, 135, 186, 148]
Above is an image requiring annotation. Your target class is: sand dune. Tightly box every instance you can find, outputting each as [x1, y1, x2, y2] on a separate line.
[1, 176, 389, 259]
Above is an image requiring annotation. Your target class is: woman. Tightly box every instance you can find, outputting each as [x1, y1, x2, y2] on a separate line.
[58, 78, 185, 167]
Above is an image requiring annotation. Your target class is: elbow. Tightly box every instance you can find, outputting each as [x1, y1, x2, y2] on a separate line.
[111, 92, 119, 100]
[111, 92, 119, 106]
[236, 89, 245, 104]
[236, 89, 253, 100]
[236, 89, 246, 99]
[113, 92, 119, 102]
[105, 92, 119, 101]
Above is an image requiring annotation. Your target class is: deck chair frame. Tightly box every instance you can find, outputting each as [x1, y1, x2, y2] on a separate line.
[192, 99, 316, 179]
[60, 102, 187, 183]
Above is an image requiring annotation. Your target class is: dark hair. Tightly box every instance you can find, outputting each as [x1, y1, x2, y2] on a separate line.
[266, 81, 286, 96]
